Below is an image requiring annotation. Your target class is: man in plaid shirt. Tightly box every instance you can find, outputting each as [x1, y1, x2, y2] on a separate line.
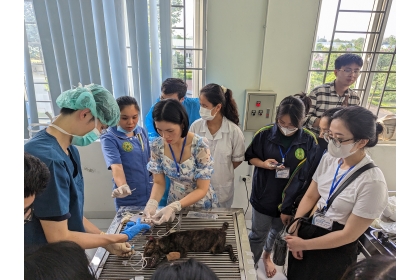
[304, 54, 363, 137]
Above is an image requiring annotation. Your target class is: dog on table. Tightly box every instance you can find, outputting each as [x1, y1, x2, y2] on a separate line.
[143, 222, 238, 268]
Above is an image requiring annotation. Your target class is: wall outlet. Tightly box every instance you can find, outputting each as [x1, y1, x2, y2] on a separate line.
[240, 175, 252, 184]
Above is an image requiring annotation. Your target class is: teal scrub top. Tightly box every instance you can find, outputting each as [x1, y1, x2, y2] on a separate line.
[24, 129, 85, 247]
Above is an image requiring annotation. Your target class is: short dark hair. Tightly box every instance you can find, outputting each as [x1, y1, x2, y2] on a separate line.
[161, 78, 188, 99]
[24, 152, 50, 198]
[151, 258, 220, 280]
[331, 106, 383, 148]
[200, 83, 240, 125]
[335, 53, 363, 69]
[24, 241, 96, 280]
[116, 96, 140, 112]
[152, 99, 189, 137]
[276, 95, 307, 128]
[341, 255, 396, 280]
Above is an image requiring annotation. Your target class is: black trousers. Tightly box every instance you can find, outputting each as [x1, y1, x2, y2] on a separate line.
[286, 218, 358, 280]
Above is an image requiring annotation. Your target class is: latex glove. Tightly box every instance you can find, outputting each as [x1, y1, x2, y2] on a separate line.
[143, 199, 159, 220]
[152, 201, 182, 225]
[111, 184, 132, 198]
[104, 242, 134, 257]
[121, 218, 151, 241]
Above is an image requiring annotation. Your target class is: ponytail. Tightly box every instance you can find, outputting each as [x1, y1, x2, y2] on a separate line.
[223, 89, 240, 125]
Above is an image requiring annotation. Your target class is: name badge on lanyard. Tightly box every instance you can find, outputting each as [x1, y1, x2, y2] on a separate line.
[312, 208, 333, 230]
[275, 167, 290, 178]
[275, 145, 291, 179]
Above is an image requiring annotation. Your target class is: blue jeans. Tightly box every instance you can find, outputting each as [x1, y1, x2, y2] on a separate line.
[248, 208, 285, 265]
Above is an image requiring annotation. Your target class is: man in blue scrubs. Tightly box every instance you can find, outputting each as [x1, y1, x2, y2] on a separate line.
[24, 84, 150, 256]
[144, 78, 201, 205]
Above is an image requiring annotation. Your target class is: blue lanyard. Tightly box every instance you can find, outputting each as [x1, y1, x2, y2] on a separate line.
[278, 145, 292, 165]
[168, 136, 187, 177]
[325, 161, 355, 207]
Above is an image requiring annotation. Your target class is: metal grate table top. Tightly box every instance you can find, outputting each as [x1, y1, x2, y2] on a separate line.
[90, 207, 257, 280]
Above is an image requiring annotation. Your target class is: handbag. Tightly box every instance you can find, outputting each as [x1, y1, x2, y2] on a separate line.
[272, 227, 287, 266]
[286, 162, 377, 237]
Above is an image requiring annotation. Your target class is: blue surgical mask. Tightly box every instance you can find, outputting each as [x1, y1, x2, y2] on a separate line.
[50, 118, 101, 146]
[117, 124, 139, 134]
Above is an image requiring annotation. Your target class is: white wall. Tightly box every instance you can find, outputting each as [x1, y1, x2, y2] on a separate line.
[206, 0, 322, 219]
[32, 1, 396, 220]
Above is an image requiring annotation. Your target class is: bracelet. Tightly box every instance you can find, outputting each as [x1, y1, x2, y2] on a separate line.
[100, 231, 106, 235]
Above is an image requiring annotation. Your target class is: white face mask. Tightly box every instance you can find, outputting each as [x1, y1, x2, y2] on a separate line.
[328, 140, 358, 159]
[278, 125, 298, 136]
[199, 107, 216, 121]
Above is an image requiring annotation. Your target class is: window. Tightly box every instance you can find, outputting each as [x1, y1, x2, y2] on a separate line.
[171, 0, 206, 97]
[24, 0, 53, 125]
[307, 0, 396, 118]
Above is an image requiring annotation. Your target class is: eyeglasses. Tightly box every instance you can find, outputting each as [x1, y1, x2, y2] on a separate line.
[24, 203, 34, 224]
[338, 68, 361, 76]
[323, 133, 355, 148]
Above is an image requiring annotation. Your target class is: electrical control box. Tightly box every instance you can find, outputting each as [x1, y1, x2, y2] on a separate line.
[243, 90, 277, 132]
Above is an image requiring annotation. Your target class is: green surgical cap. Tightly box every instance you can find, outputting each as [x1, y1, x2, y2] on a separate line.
[56, 84, 120, 127]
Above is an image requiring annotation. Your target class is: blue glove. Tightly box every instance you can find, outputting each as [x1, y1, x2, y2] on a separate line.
[121, 218, 151, 241]
[123, 221, 135, 231]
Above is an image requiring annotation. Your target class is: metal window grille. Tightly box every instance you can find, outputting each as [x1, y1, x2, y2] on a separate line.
[306, 0, 396, 119]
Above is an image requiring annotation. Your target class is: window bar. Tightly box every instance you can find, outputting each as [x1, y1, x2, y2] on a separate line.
[375, 50, 395, 116]
[361, 0, 392, 107]
[339, 10, 385, 13]
[322, 0, 342, 83]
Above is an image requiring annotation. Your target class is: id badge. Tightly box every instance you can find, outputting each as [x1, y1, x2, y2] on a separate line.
[312, 210, 333, 230]
[173, 181, 186, 194]
[275, 167, 290, 179]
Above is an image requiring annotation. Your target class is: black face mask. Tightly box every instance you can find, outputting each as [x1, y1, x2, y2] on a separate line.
[318, 138, 329, 151]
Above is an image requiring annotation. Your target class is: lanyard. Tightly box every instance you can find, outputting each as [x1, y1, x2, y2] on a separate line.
[325, 161, 355, 207]
[135, 133, 144, 151]
[278, 145, 292, 165]
[168, 136, 187, 176]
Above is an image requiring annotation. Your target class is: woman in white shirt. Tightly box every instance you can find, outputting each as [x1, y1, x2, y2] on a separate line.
[285, 106, 388, 280]
[190, 83, 245, 208]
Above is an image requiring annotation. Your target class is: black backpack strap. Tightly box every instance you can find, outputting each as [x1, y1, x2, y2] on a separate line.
[325, 163, 377, 212]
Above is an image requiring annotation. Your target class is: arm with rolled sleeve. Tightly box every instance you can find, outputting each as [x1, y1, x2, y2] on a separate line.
[100, 135, 128, 189]
[304, 89, 320, 130]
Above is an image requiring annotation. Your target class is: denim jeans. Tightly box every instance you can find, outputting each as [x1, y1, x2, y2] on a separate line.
[248, 208, 285, 264]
